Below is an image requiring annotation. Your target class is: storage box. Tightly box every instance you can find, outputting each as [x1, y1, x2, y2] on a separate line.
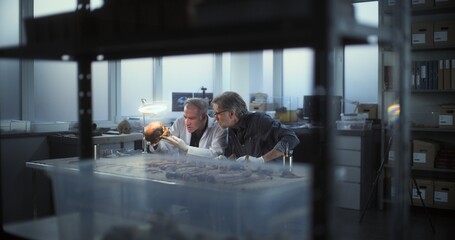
[439, 104, 455, 128]
[249, 102, 267, 112]
[410, 112, 440, 128]
[412, 139, 440, 168]
[0, 120, 31, 134]
[357, 104, 378, 119]
[434, 21, 455, 46]
[411, 179, 434, 206]
[382, 0, 396, 13]
[35, 155, 312, 239]
[412, 22, 434, 48]
[434, 149, 455, 169]
[340, 113, 368, 121]
[434, 180, 455, 209]
[435, 0, 455, 7]
[411, 0, 433, 9]
[336, 120, 372, 131]
[31, 121, 70, 133]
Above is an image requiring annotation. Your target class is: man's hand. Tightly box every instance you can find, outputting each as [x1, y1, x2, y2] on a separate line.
[162, 136, 189, 153]
[236, 155, 264, 163]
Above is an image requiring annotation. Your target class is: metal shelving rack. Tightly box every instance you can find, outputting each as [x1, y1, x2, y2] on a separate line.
[379, 2, 455, 226]
[0, 1, 394, 239]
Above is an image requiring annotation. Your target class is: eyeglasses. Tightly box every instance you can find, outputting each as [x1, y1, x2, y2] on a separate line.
[213, 110, 229, 116]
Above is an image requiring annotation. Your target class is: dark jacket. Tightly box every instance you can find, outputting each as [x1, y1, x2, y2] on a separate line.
[224, 112, 300, 161]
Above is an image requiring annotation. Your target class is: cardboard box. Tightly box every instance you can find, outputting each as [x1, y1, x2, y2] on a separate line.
[412, 22, 434, 48]
[358, 104, 378, 119]
[439, 104, 455, 128]
[438, 60, 444, 90]
[435, 0, 455, 7]
[434, 180, 455, 209]
[388, 150, 395, 162]
[411, 179, 434, 206]
[249, 103, 266, 112]
[434, 21, 455, 46]
[275, 110, 298, 123]
[31, 121, 70, 133]
[411, 0, 434, 8]
[382, 0, 396, 13]
[434, 149, 455, 169]
[412, 139, 440, 168]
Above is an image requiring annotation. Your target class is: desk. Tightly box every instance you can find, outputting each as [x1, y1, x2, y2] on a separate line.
[23, 155, 312, 239]
[48, 133, 143, 158]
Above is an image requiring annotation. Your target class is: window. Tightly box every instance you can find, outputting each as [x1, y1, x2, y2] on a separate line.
[162, 54, 214, 116]
[121, 58, 154, 117]
[32, 0, 108, 122]
[344, 1, 379, 113]
[283, 48, 314, 109]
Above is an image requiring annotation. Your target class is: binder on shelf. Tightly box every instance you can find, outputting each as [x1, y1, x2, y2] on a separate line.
[433, 60, 439, 89]
[415, 61, 421, 89]
[444, 59, 451, 89]
[419, 61, 429, 89]
[412, 22, 434, 48]
[384, 65, 393, 90]
[438, 59, 444, 90]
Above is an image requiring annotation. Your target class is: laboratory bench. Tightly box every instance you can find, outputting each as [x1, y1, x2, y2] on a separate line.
[47, 132, 144, 158]
[0, 131, 144, 226]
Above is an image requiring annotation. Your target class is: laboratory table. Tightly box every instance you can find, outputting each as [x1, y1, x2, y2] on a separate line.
[47, 132, 144, 158]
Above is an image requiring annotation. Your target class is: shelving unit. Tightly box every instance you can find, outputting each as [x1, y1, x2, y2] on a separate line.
[0, 1, 394, 239]
[409, 2, 455, 211]
[379, 1, 455, 212]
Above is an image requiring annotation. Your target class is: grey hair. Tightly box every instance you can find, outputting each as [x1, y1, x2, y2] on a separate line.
[184, 98, 208, 115]
[212, 91, 248, 118]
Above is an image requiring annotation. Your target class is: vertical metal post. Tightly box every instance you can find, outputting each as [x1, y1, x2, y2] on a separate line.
[311, 0, 337, 239]
[391, 1, 411, 240]
[75, 0, 93, 160]
[20, 0, 34, 122]
[77, 59, 94, 160]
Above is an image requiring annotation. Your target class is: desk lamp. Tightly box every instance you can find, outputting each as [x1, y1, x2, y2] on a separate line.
[138, 98, 168, 153]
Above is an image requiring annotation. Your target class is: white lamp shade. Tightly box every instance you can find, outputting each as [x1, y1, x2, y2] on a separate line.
[138, 102, 168, 115]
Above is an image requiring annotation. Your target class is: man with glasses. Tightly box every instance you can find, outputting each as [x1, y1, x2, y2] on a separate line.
[212, 91, 300, 163]
[150, 98, 227, 158]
